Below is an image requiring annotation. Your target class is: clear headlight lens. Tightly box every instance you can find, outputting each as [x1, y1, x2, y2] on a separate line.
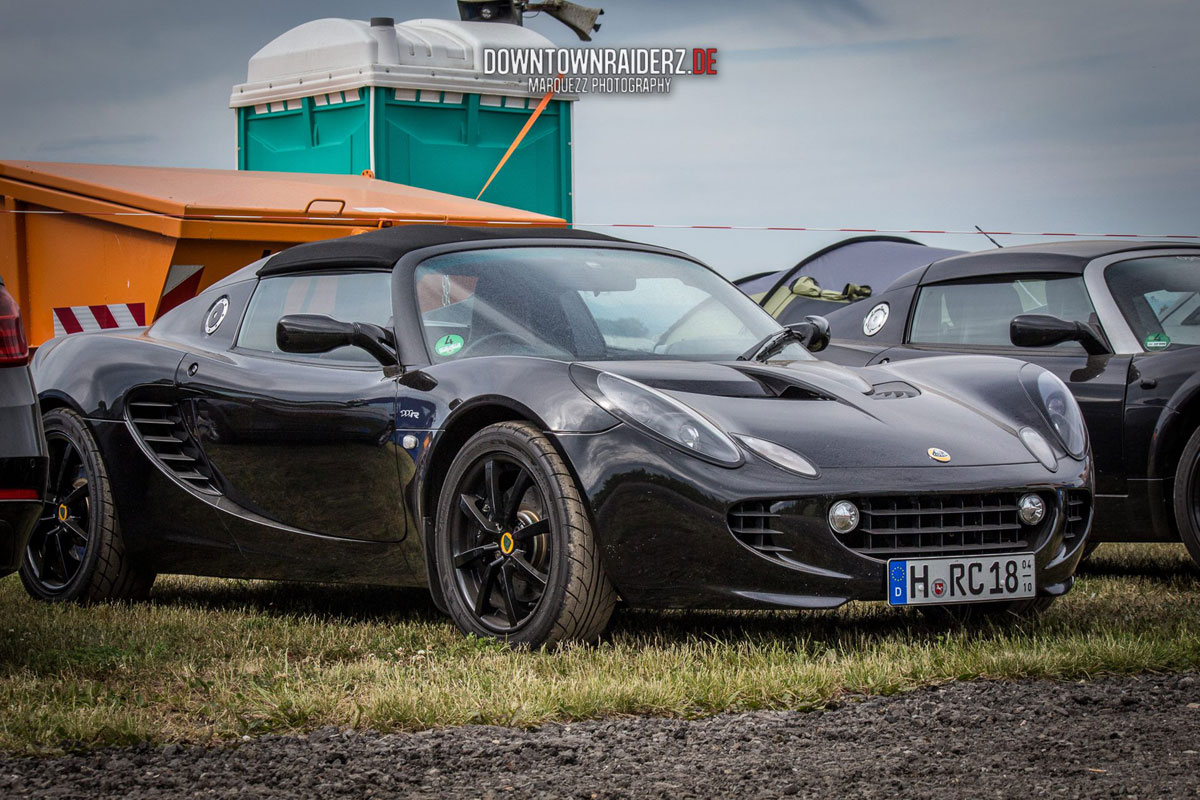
[733, 434, 818, 478]
[592, 371, 742, 466]
[1023, 366, 1088, 459]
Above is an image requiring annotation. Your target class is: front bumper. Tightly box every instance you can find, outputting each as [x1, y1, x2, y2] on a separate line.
[554, 424, 1093, 610]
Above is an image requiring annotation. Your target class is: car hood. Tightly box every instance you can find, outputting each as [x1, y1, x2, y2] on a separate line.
[582, 359, 1036, 469]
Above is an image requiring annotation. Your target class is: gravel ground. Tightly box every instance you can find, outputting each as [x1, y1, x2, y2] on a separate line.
[2, 674, 1198, 799]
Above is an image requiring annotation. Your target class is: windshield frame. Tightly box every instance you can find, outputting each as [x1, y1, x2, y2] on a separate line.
[393, 238, 789, 368]
[1084, 247, 1200, 354]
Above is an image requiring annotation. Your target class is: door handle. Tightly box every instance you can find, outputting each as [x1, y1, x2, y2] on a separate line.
[187, 362, 199, 377]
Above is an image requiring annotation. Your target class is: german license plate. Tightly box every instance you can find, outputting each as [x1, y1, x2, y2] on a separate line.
[887, 553, 1036, 606]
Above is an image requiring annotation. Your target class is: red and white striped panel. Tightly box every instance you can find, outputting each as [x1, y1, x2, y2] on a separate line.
[158, 264, 205, 316]
[52, 303, 146, 336]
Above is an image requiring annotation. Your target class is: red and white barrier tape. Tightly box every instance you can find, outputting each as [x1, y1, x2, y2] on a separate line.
[0, 208, 1196, 239]
[52, 303, 146, 336]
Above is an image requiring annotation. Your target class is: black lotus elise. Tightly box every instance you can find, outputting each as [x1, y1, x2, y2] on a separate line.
[26, 226, 1092, 645]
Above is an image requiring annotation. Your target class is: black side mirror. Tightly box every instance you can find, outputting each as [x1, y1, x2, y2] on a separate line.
[1010, 314, 1109, 356]
[788, 315, 831, 353]
[276, 314, 398, 366]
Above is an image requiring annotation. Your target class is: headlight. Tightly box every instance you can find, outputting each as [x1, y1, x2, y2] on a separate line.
[733, 434, 818, 478]
[586, 371, 742, 466]
[1022, 366, 1087, 459]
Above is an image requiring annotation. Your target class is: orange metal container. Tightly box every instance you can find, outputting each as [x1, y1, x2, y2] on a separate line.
[0, 161, 561, 346]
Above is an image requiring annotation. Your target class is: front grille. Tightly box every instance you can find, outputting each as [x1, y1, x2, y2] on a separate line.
[839, 493, 1034, 560]
[728, 500, 792, 561]
[1063, 490, 1091, 542]
[126, 400, 220, 495]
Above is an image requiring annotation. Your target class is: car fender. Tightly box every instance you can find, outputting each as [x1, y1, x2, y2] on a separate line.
[33, 331, 188, 421]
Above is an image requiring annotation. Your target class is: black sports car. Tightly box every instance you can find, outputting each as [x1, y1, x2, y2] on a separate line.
[0, 276, 46, 579]
[766, 239, 1200, 563]
[27, 226, 1092, 645]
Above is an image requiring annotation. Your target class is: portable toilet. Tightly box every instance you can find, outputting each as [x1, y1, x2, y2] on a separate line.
[230, 17, 575, 221]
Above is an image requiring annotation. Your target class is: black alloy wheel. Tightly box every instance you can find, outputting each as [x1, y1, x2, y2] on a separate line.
[26, 431, 91, 591]
[435, 422, 616, 646]
[20, 408, 155, 603]
[451, 454, 550, 634]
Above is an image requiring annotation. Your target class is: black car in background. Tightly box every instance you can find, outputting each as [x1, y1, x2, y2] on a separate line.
[757, 239, 1200, 563]
[26, 226, 1092, 645]
[0, 276, 46, 579]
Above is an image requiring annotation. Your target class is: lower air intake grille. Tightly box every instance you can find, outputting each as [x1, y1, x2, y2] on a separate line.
[1063, 490, 1091, 542]
[728, 500, 791, 561]
[840, 493, 1034, 561]
[126, 401, 219, 495]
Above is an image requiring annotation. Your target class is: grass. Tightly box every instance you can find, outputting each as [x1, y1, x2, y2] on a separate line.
[0, 543, 1197, 755]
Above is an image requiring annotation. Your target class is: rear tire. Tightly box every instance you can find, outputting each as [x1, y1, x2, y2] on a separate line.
[434, 422, 616, 647]
[20, 408, 155, 603]
[1173, 426, 1200, 568]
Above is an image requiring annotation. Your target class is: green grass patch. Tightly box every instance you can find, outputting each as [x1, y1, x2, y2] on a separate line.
[0, 543, 1197, 754]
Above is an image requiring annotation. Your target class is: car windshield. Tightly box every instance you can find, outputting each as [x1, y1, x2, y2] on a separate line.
[415, 247, 808, 362]
[1105, 255, 1200, 349]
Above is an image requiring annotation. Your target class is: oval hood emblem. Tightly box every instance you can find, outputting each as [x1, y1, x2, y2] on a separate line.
[927, 447, 951, 463]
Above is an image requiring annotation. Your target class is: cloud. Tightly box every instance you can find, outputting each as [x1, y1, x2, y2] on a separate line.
[0, 0, 1196, 279]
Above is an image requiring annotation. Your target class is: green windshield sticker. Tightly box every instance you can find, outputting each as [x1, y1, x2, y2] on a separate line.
[1145, 332, 1171, 351]
[434, 334, 464, 357]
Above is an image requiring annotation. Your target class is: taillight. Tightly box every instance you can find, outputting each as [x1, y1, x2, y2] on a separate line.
[0, 284, 29, 366]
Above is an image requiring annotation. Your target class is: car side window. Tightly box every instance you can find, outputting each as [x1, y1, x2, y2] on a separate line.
[909, 276, 1096, 349]
[236, 271, 392, 364]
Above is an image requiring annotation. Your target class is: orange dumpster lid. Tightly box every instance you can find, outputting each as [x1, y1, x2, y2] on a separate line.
[0, 161, 562, 227]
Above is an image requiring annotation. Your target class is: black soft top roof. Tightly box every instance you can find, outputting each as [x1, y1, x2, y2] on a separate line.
[923, 240, 1200, 283]
[259, 224, 627, 276]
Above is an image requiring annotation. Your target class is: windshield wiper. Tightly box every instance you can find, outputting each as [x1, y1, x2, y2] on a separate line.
[737, 328, 801, 362]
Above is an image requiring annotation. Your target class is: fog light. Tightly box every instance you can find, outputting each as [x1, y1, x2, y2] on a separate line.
[1018, 493, 1045, 526]
[828, 500, 859, 533]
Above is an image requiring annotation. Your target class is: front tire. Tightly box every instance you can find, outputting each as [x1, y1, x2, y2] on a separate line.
[434, 422, 616, 647]
[1174, 426, 1200, 568]
[20, 408, 155, 603]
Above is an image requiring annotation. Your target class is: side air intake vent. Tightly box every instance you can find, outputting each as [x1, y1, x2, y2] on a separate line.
[1063, 490, 1091, 542]
[728, 500, 791, 561]
[126, 400, 220, 495]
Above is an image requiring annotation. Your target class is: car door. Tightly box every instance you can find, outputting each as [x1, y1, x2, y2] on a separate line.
[873, 274, 1132, 494]
[177, 269, 407, 546]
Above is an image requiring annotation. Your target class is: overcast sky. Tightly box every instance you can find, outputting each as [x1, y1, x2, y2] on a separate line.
[1, 0, 1197, 278]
